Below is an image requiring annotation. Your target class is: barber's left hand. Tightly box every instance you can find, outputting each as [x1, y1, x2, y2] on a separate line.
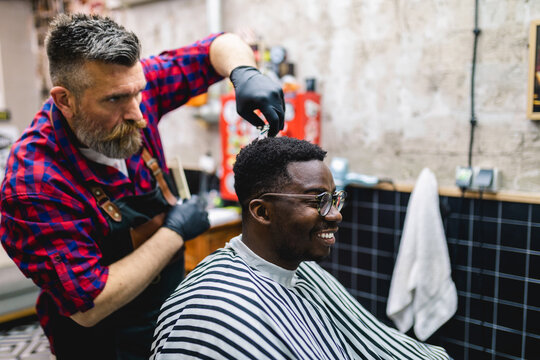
[162, 195, 210, 241]
[230, 66, 285, 137]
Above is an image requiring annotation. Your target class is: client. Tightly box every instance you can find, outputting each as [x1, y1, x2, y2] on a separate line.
[151, 136, 450, 360]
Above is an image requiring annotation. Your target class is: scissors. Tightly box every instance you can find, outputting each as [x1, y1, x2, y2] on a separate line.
[257, 124, 270, 140]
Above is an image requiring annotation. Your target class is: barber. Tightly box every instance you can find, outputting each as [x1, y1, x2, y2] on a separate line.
[0, 13, 284, 360]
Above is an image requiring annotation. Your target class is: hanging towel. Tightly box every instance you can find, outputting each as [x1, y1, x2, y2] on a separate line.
[386, 168, 457, 341]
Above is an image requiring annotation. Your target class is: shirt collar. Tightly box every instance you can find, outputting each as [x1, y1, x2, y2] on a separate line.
[79, 147, 129, 177]
[227, 235, 297, 288]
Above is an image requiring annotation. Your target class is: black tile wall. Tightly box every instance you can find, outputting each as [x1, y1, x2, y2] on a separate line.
[321, 186, 540, 360]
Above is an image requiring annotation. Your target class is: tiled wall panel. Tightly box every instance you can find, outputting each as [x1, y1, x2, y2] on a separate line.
[321, 186, 540, 360]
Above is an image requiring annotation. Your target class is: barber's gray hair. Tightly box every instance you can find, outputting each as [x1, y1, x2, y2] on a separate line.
[45, 13, 141, 96]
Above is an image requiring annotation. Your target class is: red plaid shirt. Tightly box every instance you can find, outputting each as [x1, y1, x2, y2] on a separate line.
[0, 34, 223, 344]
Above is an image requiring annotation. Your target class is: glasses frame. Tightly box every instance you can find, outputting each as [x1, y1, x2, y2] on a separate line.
[259, 190, 347, 216]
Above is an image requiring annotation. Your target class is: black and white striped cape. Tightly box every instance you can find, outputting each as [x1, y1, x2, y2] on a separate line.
[151, 236, 450, 360]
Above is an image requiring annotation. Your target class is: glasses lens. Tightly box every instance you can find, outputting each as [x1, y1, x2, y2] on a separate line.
[319, 192, 333, 216]
[335, 191, 346, 211]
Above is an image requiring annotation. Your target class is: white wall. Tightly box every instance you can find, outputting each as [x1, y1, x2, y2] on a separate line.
[0, 0, 41, 135]
[110, 0, 221, 174]
[4, 0, 539, 192]
[108, 0, 540, 192]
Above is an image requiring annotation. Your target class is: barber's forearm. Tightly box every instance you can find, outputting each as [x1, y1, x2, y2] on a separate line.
[210, 33, 257, 77]
[70, 227, 183, 327]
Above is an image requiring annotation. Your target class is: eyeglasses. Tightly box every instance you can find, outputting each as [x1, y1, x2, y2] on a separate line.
[260, 190, 347, 216]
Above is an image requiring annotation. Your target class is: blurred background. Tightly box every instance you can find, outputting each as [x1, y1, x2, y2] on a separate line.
[1, 1, 540, 359]
[1, 0, 540, 192]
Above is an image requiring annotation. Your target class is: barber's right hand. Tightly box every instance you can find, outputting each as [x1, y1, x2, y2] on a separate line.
[230, 66, 285, 137]
[163, 195, 210, 241]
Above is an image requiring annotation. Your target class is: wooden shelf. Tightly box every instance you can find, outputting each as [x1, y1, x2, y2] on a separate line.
[374, 182, 540, 205]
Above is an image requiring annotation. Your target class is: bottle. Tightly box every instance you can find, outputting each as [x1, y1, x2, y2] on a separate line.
[281, 63, 300, 94]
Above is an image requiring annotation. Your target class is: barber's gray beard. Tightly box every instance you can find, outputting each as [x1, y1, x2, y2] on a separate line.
[72, 116, 143, 159]
[84, 131, 142, 159]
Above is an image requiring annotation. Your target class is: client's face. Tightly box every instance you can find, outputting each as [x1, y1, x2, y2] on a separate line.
[267, 160, 343, 269]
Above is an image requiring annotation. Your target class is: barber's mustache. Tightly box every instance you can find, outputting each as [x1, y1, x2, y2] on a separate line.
[103, 119, 146, 141]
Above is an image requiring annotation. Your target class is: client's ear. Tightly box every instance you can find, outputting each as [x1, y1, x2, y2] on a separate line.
[249, 199, 271, 225]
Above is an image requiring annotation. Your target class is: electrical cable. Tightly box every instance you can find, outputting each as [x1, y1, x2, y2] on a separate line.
[469, 0, 490, 342]
[468, 0, 481, 168]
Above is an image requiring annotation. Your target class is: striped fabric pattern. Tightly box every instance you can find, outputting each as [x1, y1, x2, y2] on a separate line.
[151, 239, 450, 360]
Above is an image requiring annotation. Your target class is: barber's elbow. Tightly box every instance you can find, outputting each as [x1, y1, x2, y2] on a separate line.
[70, 310, 102, 328]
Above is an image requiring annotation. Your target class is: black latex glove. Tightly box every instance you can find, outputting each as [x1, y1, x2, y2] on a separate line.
[163, 195, 210, 241]
[230, 66, 285, 137]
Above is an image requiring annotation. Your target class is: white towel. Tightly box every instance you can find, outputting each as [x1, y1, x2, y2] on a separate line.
[386, 168, 457, 341]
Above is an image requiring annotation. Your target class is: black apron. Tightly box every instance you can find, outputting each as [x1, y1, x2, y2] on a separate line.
[48, 149, 184, 360]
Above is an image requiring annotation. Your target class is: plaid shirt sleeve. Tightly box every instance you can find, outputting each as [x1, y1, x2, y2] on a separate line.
[0, 33, 225, 321]
[141, 33, 224, 120]
[0, 141, 108, 316]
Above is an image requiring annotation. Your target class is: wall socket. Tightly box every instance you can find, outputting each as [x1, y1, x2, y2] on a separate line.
[455, 166, 500, 192]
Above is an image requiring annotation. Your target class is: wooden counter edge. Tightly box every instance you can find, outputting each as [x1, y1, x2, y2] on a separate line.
[0, 307, 36, 324]
[373, 182, 540, 205]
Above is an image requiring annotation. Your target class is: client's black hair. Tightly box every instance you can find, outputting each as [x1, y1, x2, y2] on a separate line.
[233, 136, 327, 209]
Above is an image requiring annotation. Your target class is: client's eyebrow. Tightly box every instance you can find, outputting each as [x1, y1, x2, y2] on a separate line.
[303, 187, 328, 194]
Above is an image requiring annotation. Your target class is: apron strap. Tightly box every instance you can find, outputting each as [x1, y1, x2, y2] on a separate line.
[89, 186, 168, 250]
[130, 212, 166, 249]
[141, 148, 177, 206]
[90, 186, 123, 222]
